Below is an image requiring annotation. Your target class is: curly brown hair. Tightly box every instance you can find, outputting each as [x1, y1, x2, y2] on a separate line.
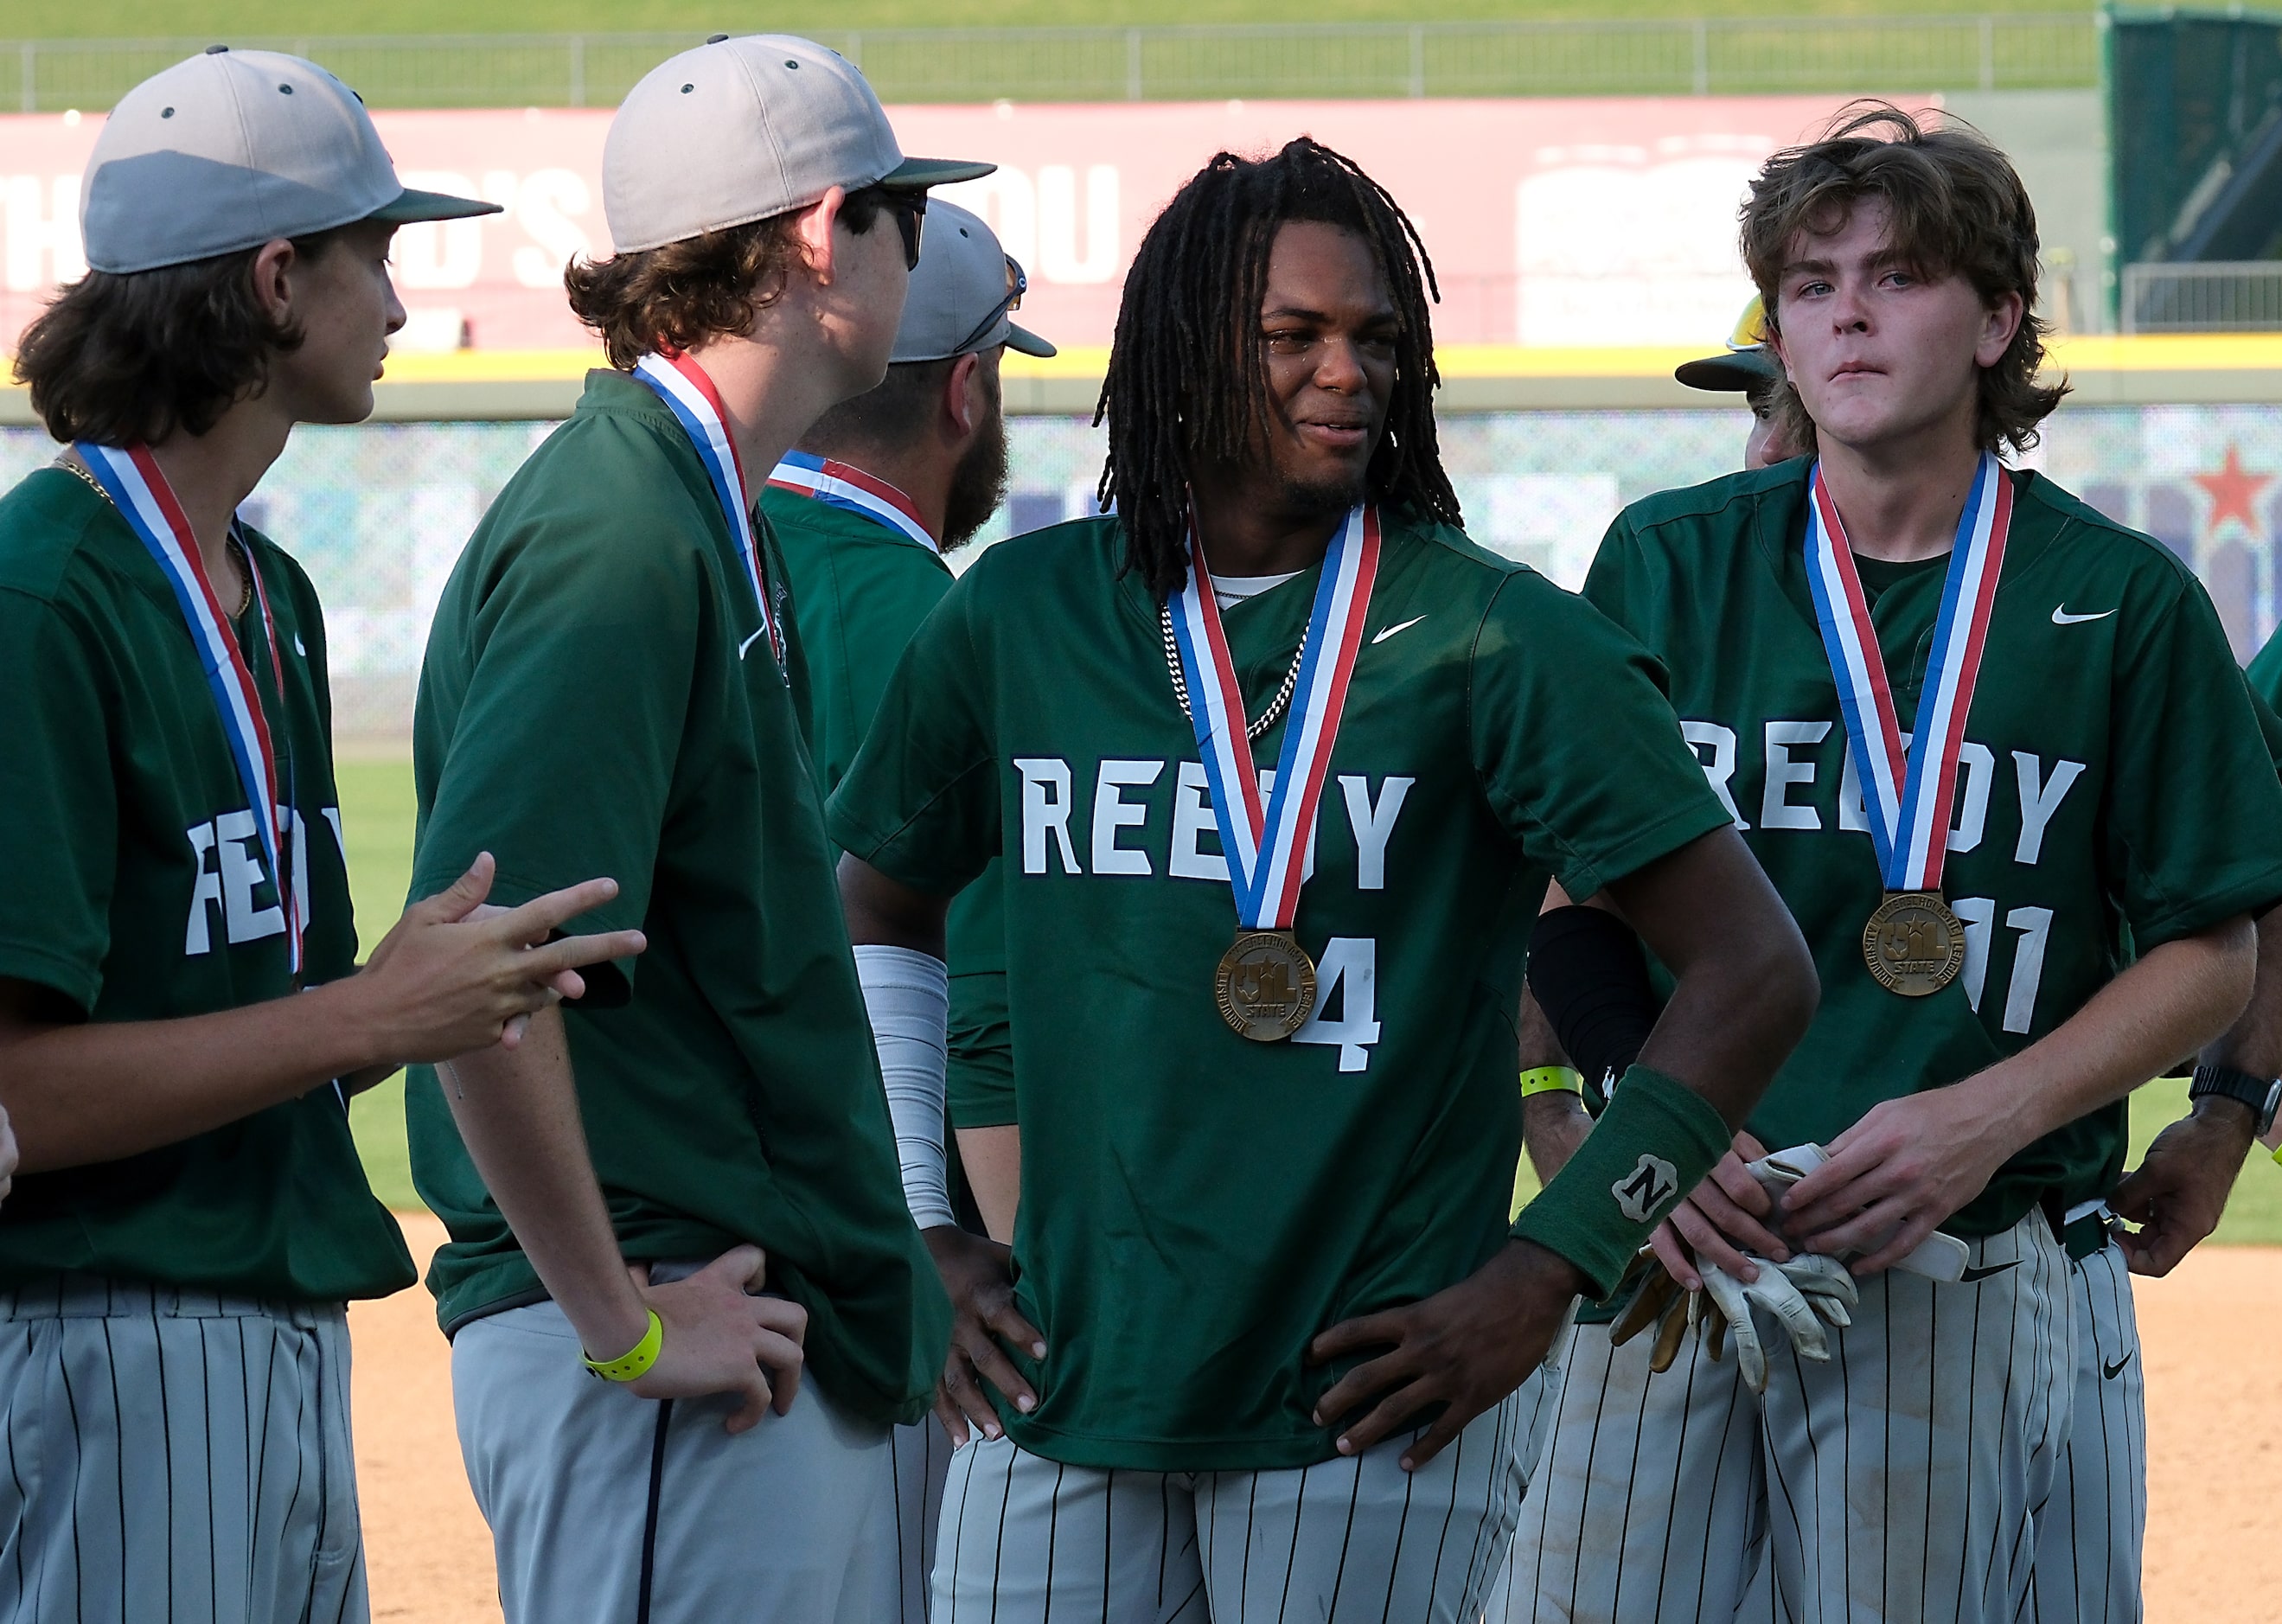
[12, 233, 336, 445]
[566, 188, 892, 369]
[1741, 101, 2066, 453]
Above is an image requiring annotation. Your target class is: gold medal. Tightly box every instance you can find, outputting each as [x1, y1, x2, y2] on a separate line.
[1215, 930, 1319, 1041]
[1862, 891, 1966, 997]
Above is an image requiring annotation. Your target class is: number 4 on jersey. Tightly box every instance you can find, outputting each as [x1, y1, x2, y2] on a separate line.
[1295, 937, 1380, 1071]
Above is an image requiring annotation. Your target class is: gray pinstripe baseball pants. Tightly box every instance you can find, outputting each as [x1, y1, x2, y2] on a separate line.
[891, 1413, 956, 1622]
[1493, 1208, 2073, 1624]
[930, 1375, 1549, 1623]
[0, 1276, 368, 1624]
[451, 1295, 899, 1624]
[2029, 1239, 2145, 1624]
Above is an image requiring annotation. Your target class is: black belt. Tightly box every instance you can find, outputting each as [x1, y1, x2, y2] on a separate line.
[2041, 1193, 2114, 1263]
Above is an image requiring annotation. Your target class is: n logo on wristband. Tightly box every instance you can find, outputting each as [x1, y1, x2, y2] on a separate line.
[1613, 1154, 1680, 1224]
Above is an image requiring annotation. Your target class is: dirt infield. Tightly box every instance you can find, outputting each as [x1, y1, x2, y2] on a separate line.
[351, 1214, 2282, 1622]
[350, 1215, 500, 1624]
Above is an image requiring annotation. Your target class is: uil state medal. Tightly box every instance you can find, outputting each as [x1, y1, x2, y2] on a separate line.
[1862, 891, 1969, 998]
[1167, 506, 1382, 1040]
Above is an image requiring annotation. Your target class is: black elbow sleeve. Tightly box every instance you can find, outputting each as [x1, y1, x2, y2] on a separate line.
[1527, 905, 1664, 1101]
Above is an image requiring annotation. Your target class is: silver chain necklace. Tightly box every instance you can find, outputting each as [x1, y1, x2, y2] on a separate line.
[1160, 601, 1307, 743]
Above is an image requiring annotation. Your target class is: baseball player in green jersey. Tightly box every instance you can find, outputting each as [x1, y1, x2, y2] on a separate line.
[1505, 317, 2282, 1624]
[828, 136, 1819, 1622]
[2052, 675, 2282, 1621]
[405, 35, 988, 1624]
[1498, 106, 2282, 1624]
[2250, 625, 2282, 705]
[0, 50, 641, 1624]
[767, 195, 1047, 1244]
[764, 197, 1054, 1622]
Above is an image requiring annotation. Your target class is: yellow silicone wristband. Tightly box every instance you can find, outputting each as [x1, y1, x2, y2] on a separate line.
[1520, 1065, 1585, 1099]
[584, 1308, 664, 1383]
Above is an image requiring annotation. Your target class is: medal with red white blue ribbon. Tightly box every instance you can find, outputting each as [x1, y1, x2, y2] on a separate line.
[630, 352, 787, 675]
[766, 451, 937, 554]
[1803, 451, 2013, 996]
[1166, 505, 1381, 1039]
[79, 442, 302, 979]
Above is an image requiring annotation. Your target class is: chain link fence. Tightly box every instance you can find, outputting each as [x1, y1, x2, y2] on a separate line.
[3, 15, 2102, 113]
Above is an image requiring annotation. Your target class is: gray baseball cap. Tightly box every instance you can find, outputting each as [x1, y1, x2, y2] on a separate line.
[893, 201, 1056, 363]
[81, 48, 498, 276]
[603, 34, 995, 254]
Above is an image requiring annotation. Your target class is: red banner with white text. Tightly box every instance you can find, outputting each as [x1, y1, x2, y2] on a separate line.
[1, 95, 1909, 357]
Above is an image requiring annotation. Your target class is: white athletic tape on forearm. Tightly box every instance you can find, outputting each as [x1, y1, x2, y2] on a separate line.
[854, 943, 956, 1231]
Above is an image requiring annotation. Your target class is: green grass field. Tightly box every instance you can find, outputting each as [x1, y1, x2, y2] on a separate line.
[335, 757, 2282, 1242]
[7, 3, 2104, 111]
[336, 759, 421, 1211]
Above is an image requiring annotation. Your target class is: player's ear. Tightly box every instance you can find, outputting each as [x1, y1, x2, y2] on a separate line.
[246, 238, 300, 328]
[1975, 289, 2024, 368]
[793, 188, 845, 285]
[945, 351, 983, 439]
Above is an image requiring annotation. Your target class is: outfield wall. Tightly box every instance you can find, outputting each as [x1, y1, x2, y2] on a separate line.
[4, 93, 1936, 354]
[8, 401, 2275, 738]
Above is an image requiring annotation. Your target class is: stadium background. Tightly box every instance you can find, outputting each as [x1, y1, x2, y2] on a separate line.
[6, 3, 2282, 1618]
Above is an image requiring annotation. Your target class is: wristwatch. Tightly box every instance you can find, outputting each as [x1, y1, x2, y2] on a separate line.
[2189, 1063, 2282, 1138]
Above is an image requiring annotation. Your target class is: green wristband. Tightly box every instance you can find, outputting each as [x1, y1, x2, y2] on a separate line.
[1511, 1063, 1732, 1298]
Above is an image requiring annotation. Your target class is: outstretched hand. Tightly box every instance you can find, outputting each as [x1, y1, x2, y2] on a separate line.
[924, 1225, 1045, 1446]
[356, 854, 646, 1064]
[625, 1246, 809, 1435]
[1307, 1239, 1582, 1472]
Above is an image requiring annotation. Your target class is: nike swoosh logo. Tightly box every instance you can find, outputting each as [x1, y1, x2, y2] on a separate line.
[1371, 615, 1427, 645]
[2103, 1351, 2134, 1380]
[2051, 605, 2115, 625]
[292, 633, 307, 656]
[1959, 1259, 2021, 1282]
[738, 625, 770, 661]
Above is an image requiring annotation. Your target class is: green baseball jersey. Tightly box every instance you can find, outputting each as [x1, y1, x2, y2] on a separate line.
[406, 370, 948, 1429]
[0, 468, 412, 1301]
[764, 488, 952, 795]
[2248, 624, 2282, 713]
[764, 485, 1013, 1123]
[827, 508, 1732, 1471]
[1585, 460, 2282, 1235]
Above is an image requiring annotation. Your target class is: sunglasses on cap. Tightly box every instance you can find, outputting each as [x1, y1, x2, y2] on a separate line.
[950, 254, 1028, 357]
[846, 186, 928, 271]
[1727, 294, 1770, 352]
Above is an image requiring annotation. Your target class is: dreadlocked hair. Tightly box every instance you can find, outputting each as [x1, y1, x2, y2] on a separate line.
[1096, 137, 1461, 600]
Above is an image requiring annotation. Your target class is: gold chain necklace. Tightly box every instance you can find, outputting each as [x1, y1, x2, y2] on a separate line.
[56, 454, 253, 617]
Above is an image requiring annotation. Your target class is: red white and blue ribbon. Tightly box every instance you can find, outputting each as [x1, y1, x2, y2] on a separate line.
[1804, 451, 2012, 892]
[767, 451, 936, 554]
[630, 352, 786, 671]
[79, 442, 301, 975]
[1167, 505, 1381, 929]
